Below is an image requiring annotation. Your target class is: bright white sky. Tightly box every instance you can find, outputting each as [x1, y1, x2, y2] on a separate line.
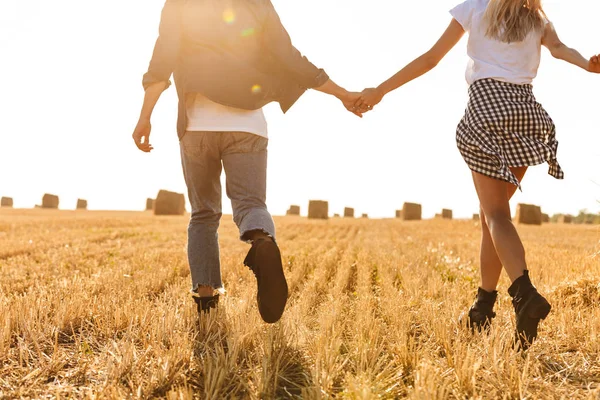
[0, 0, 598, 218]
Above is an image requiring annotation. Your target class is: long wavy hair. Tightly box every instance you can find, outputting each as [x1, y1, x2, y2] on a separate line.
[484, 0, 547, 43]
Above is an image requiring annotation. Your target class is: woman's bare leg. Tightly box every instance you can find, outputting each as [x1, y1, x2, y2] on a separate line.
[479, 167, 528, 291]
[472, 171, 528, 283]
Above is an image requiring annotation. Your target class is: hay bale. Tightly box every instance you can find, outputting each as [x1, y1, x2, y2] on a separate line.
[344, 207, 355, 218]
[286, 205, 300, 216]
[333, 213, 340, 218]
[435, 213, 442, 219]
[473, 214, 480, 221]
[442, 209, 453, 220]
[361, 214, 369, 219]
[154, 190, 186, 216]
[42, 194, 59, 209]
[402, 203, 422, 221]
[1, 197, 13, 208]
[395, 210, 402, 219]
[308, 200, 328, 220]
[515, 204, 542, 225]
[558, 215, 573, 224]
[542, 213, 550, 223]
[146, 198, 155, 211]
[76, 199, 88, 210]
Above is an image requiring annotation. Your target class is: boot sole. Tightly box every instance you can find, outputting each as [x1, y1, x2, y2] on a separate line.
[254, 240, 288, 324]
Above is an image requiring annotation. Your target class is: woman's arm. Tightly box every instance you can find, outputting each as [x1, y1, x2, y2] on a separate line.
[356, 19, 465, 110]
[542, 23, 600, 73]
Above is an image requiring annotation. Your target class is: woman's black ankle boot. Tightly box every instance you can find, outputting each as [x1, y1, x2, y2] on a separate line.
[508, 271, 551, 350]
[466, 288, 498, 331]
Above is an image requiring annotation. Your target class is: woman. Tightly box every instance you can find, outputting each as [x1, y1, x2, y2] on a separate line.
[357, 0, 599, 349]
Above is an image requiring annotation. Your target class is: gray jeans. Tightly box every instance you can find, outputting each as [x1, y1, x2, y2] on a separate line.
[180, 131, 276, 292]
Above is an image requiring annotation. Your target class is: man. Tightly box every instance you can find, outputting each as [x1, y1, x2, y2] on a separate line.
[132, 0, 362, 323]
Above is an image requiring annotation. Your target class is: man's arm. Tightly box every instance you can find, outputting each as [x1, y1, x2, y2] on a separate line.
[133, 0, 181, 152]
[142, 0, 182, 90]
[262, 2, 362, 116]
[313, 80, 363, 117]
[132, 82, 169, 152]
[262, 1, 329, 89]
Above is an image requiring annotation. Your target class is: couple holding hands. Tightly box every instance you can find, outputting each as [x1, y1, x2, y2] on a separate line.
[133, 0, 599, 349]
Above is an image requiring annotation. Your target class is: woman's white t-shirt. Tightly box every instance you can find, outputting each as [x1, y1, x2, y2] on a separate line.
[186, 93, 268, 138]
[450, 0, 545, 85]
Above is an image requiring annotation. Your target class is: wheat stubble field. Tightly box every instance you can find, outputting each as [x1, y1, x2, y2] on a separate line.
[1, 209, 600, 399]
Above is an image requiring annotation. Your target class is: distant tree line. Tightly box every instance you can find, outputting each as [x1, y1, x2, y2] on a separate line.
[551, 210, 600, 224]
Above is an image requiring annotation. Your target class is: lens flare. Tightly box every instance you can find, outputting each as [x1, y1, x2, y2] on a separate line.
[241, 28, 255, 37]
[223, 9, 235, 24]
[251, 84, 262, 94]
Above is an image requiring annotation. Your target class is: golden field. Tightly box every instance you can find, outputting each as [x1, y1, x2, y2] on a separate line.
[1, 209, 600, 399]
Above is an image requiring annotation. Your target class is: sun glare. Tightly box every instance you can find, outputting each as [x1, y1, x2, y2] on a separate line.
[223, 8, 235, 24]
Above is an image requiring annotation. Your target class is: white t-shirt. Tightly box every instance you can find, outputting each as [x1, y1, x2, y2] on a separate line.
[186, 93, 268, 138]
[450, 0, 544, 85]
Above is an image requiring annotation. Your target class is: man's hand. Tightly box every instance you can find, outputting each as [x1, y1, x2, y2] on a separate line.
[589, 54, 600, 73]
[132, 118, 154, 153]
[339, 92, 364, 118]
[355, 88, 385, 114]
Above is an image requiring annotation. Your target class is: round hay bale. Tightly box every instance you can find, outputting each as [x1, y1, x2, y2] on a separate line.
[442, 209, 453, 220]
[515, 204, 542, 225]
[286, 205, 300, 216]
[402, 203, 422, 221]
[42, 194, 59, 209]
[344, 207, 355, 218]
[1, 197, 13, 208]
[308, 200, 328, 220]
[146, 198, 155, 211]
[542, 213, 550, 223]
[333, 213, 341, 218]
[154, 190, 186, 216]
[76, 199, 88, 210]
[435, 213, 442, 219]
[395, 210, 402, 219]
[361, 214, 369, 219]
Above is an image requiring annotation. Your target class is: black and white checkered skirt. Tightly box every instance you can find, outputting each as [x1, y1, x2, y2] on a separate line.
[456, 78, 564, 188]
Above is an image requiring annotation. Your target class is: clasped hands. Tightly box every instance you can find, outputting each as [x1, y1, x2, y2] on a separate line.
[339, 87, 385, 117]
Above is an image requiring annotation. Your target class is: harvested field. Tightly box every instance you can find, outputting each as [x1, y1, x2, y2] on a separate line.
[1, 209, 600, 398]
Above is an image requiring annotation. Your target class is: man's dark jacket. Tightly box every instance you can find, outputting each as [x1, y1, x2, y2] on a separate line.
[143, 0, 329, 139]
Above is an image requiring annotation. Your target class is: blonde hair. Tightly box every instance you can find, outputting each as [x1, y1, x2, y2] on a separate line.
[484, 0, 547, 43]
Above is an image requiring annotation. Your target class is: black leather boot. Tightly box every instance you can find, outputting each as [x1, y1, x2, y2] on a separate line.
[508, 271, 551, 350]
[244, 238, 288, 324]
[466, 288, 498, 331]
[193, 294, 219, 314]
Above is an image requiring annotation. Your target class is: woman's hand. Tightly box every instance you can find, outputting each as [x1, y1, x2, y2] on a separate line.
[355, 88, 385, 113]
[589, 54, 600, 73]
